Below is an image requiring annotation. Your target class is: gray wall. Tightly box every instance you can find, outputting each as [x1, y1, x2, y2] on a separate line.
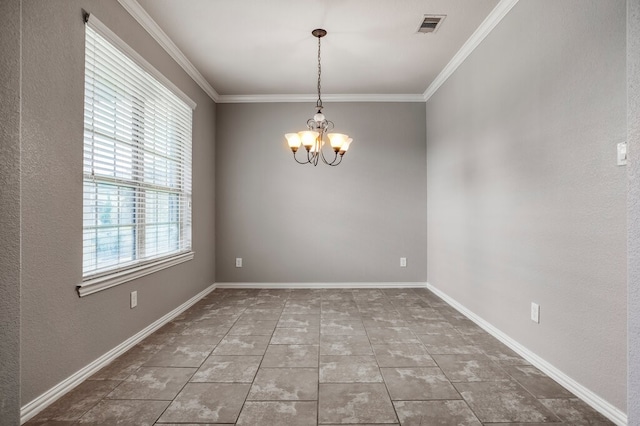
[215, 102, 427, 283]
[20, 0, 216, 405]
[628, 0, 640, 421]
[426, 0, 627, 412]
[0, 0, 22, 423]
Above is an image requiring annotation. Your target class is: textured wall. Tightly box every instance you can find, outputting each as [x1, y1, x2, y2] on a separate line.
[628, 0, 640, 422]
[426, 0, 627, 412]
[215, 102, 427, 283]
[20, 0, 216, 405]
[0, 0, 22, 423]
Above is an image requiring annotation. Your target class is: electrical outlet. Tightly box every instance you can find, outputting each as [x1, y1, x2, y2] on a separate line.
[400, 257, 407, 267]
[235, 257, 243, 268]
[130, 291, 138, 309]
[531, 302, 539, 323]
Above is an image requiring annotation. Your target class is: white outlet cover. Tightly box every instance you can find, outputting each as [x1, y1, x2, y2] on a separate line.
[400, 257, 407, 267]
[617, 142, 627, 166]
[531, 302, 540, 323]
[130, 291, 138, 309]
[235, 258, 243, 268]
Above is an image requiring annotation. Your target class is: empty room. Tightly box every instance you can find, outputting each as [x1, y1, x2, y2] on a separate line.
[1, 0, 639, 425]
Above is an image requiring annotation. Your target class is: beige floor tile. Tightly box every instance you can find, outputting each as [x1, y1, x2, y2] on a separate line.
[157, 383, 249, 423]
[106, 367, 195, 400]
[270, 327, 320, 345]
[320, 335, 374, 356]
[76, 400, 169, 425]
[191, 355, 262, 383]
[320, 355, 383, 383]
[236, 401, 317, 425]
[318, 383, 398, 424]
[394, 400, 482, 425]
[380, 367, 461, 400]
[261, 344, 319, 368]
[247, 368, 318, 400]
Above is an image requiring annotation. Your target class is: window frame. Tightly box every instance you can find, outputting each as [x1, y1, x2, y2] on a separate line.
[78, 14, 196, 297]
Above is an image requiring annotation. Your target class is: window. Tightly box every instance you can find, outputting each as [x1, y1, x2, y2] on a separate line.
[80, 15, 195, 295]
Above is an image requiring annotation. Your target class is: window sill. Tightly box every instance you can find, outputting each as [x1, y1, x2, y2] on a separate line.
[77, 251, 194, 297]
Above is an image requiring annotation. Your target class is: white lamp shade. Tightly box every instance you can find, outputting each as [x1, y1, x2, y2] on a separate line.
[299, 131, 319, 148]
[340, 138, 353, 152]
[327, 133, 348, 149]
[285, 133, 301, 148]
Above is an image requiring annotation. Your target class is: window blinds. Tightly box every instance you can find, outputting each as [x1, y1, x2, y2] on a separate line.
[83, 15, 193, 279]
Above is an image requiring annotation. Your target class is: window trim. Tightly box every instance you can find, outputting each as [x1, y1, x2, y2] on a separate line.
[78, 14, 196, 297]
[77, 251, 194, 297]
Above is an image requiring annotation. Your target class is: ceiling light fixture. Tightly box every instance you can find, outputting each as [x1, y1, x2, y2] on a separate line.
[285, 29, 352, 166]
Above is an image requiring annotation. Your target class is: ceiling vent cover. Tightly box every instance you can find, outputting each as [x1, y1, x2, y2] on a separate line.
[417, 15, 446, 34]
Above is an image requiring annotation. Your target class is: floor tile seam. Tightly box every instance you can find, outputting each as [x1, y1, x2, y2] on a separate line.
[231, 305, 283, 424]
[146, 338, 210, 424]
[99, 396, 176, 401]
[244, 398, 319, 402]
[499, 365, 575, 402]
[255, 366, 319, 369]
[381, 291, 460, 425]
[465, 373, 565, 422]
[165, 293, 264, 424]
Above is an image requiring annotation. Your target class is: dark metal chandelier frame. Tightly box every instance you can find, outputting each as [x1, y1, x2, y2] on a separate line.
[285, 29, 352, 166]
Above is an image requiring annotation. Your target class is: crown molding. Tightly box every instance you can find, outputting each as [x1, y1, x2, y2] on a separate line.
[217, 93, 426, 103]
[117, 0, 220, 102]
[120, 0, 518, 105]
[422, 0, 520, 102]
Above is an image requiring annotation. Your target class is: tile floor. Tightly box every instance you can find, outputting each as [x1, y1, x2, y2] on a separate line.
[27, 288, 614, 425]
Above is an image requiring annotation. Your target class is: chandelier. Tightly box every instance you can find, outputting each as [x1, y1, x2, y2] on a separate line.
[285, 29, 353, 166]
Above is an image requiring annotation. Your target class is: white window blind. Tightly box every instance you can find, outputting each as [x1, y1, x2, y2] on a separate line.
[82, 15, 194, 281]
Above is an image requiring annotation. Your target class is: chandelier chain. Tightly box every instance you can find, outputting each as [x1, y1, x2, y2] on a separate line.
[316, 35, 322, 110]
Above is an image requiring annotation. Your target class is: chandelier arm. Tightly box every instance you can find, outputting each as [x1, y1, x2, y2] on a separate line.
[328, 154, 344, 167]
[308, 148, 320, 166]
[293, 151, 311, 165]
[320, 146, 340, 166]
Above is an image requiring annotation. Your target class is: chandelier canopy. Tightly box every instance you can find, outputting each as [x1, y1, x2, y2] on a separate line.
[285, 29, 352, 166]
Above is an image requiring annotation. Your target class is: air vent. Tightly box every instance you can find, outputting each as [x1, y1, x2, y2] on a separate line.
[417, 15, 446, 34]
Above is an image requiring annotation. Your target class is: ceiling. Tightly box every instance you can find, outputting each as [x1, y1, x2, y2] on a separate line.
[132, 0, 502, 100]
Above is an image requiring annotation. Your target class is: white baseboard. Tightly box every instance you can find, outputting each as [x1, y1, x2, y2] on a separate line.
[20, 283, 217, 424]
[426, 282, 627, 426]
[215, 282, 428, 289]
